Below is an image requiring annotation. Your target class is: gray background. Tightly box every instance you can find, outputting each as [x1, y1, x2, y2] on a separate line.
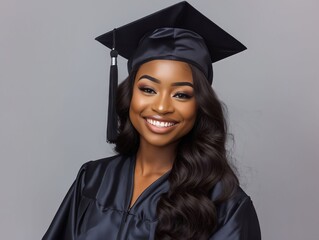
[1, 0, 318, 239]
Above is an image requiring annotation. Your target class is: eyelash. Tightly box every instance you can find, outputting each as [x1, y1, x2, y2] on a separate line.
[138, 87, 193, 100]
[139, 87, 156, 94]
[173, 92, 192, 99]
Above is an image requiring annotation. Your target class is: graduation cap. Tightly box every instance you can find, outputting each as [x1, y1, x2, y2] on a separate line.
[95, 1, 246, 142]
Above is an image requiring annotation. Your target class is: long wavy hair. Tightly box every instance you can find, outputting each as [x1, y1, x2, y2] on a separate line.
[115, 64, 238, 239]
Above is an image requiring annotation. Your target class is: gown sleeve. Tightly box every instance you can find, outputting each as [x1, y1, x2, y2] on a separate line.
[210, 196, 261, 240]
[42, 163, 88, 240]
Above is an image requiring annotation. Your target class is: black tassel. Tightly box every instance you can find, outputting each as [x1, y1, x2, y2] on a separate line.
[106, 29, 118, 143]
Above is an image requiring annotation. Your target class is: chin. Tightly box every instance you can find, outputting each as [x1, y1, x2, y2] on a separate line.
[140, 135, 180, 148]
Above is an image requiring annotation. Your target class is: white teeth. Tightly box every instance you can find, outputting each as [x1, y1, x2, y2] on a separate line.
[146, 119, 175, 128]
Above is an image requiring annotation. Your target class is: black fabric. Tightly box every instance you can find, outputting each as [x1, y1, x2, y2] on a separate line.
[107, 63, 118, 142]
[128, 28, 213, 83]
[95, 1, 246, 82]
[43, 155, 261, 240]
[96, 1, 247, 142]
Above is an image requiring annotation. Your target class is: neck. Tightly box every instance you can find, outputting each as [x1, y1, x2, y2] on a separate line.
[135, 139, 177, 176]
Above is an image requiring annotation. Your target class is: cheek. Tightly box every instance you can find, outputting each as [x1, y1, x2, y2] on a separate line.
[129, 91, 148, 127]
[130, 92, 146, 115]
[129, 103, 139, 133]
[129, 97, 138, 123]
[177, 102, 197, 133]
[184, 113, 197, 131]
[180, 102, 197, 121]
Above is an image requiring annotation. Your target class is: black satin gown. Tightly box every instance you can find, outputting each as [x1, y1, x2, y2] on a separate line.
[43, 155, 261, 240]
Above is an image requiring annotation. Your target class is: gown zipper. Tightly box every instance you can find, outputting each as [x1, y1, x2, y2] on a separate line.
[116, 156, 171, 239]
[116, 156, 135, 240]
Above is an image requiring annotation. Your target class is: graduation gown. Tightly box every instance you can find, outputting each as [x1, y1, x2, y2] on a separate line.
[43, 155, 261, 240]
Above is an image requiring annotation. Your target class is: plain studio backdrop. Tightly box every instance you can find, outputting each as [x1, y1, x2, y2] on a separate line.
[1, 0, 318, 239]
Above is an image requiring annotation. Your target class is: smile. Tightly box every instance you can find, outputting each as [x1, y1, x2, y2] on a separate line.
[146, 118, 176, 128]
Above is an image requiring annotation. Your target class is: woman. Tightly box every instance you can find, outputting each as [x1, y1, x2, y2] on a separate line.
[43, 2, 261, 240]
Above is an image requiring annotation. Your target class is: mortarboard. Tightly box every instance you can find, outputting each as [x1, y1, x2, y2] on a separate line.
[95, 1, 246, 142]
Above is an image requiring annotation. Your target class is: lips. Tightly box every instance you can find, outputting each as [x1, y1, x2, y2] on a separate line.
[146, 118, 176, 128]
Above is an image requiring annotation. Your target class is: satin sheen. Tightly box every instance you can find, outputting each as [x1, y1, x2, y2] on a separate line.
[43, 155, 261, 240]
[128, 28, 214, 84]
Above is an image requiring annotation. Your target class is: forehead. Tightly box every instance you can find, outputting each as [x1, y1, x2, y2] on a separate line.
[135, 60, 193, 83]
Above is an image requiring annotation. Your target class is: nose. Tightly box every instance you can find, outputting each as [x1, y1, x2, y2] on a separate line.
[151, 93, 174, 114]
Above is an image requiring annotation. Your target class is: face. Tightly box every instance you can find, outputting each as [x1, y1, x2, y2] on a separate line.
[129, 60, 197, 148]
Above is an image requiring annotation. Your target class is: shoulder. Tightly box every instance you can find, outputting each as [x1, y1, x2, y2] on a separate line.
[209, 183, 261, 239]
[81, 154, 123, 176]
[77, 154, 131, 197]
[211, 182, 252, 219]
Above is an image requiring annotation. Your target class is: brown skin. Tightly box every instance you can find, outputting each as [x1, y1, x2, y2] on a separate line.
[129, 60, 197, 208]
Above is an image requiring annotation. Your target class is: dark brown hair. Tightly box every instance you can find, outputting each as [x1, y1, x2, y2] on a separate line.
[115, 64, 238, 239]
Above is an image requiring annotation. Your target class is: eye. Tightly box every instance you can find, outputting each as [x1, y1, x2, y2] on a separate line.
[173, 92, 193, 99]
[138, 87, 156, 95]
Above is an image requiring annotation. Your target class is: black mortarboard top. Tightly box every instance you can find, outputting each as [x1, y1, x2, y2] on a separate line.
[95, 1, 246, 142]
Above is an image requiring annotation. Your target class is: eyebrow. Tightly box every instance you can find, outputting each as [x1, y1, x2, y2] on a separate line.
[138, 75, 194, 88]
